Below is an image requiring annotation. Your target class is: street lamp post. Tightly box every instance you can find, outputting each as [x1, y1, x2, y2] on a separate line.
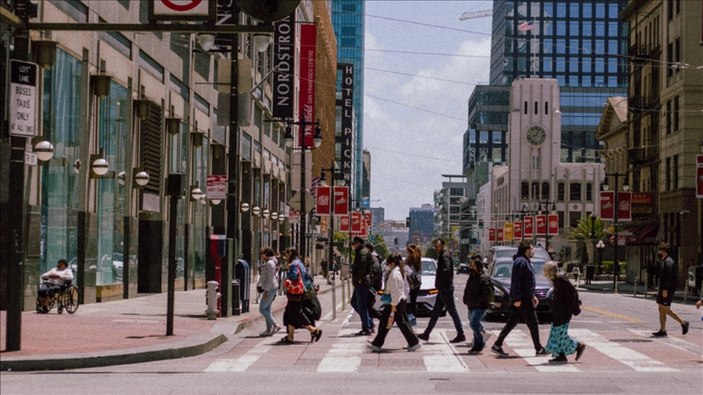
[319, 163, 341, 321]
[283, 119, 322, 261]
[603, 172, 629, 293]
[596, 240, 605, 275]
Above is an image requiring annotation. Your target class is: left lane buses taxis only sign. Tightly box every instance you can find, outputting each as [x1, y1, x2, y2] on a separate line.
[10, 60, 38, 137]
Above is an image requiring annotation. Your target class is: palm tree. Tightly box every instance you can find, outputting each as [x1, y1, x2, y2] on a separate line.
[568, 215, 606, 267]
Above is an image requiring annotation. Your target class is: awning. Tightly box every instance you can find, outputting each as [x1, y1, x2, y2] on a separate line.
[625, 224, 659, 245]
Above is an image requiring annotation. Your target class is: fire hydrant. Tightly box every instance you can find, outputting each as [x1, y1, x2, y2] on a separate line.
[206, 281, 220, 320]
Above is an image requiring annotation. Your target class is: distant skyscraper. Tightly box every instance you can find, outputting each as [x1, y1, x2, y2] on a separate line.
[332, 0, 366, 206]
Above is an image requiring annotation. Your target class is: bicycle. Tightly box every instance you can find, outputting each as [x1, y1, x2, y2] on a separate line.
[36, 280, 80, 314]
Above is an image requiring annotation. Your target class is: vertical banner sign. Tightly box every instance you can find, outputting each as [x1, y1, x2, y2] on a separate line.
[524, 216, 534, 238]
[548, 213, 559, 235]
[273, 13, 295, 119]
[497, 228, 504, 242]
[351, 212, 362, 233]
[340, 214, 350, 232]
[697, 155, 703, 199]
[535, 214, 547, 236]
[298, 24, 317, 148]
[600, 191, 615, 220]
[339, 64, 354, 186]
[315, 186, 331, 215]
[513, 220, 522, 239]
[9, 60, 37, 137]
[618, 192, 632, 221]
[362, 212, 373, 236]
[503, 222, 514, 242]
[489, 228, 496, 242]
[334, 186, 349, 216]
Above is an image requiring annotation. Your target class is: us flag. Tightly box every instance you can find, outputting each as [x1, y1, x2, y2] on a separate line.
[518, 20, 534, 32]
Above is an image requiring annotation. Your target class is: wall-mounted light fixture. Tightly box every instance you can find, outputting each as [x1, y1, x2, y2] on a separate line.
[192, 132, 204, 148]
[135, 99, 151, 119]
[133, 169, 150, 187]
[91, 74, 112, 97]
[31, 137, 54, 162]
[270, 212, 278, 221]
[253, 33, 271, 52]
[32, 39, 57, 68]
[262, 209, 270, 219]
[197, 33, 216, 51]
[240, 202, 250, 212]
[166, 117, 181, 135]
[251, 206, 261, 216]
[89, 150, 109, 178]
[190, 183, 205, 201]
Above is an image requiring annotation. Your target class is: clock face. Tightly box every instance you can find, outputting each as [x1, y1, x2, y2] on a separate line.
[525, 125, 546, 146]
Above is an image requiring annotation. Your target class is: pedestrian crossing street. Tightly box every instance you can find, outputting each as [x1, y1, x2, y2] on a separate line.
[205, 310, 702, 374]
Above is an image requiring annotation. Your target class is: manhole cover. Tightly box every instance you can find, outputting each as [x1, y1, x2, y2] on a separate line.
[611, 339, 652, 343]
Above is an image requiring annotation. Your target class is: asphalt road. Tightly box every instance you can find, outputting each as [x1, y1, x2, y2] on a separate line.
[2, 275, 702, 395]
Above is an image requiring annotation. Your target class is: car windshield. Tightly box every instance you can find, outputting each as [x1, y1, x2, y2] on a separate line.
[493, 260, 548, 280]
[421, 259, 436, 276]
[494, 247, 550, 261]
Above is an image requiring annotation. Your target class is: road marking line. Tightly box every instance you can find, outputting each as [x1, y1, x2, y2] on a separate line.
[571, 329, 677, 372]
[581, 305, 643, 323]
[422, 330, 469, 372]
[499, 329, 580, 372]
[627, 329, 703, 354]
[317, 319, 365, 372]
[205, 338, 277, 372]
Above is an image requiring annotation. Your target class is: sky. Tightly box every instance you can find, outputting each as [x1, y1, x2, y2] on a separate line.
[363, 1, 495, 221]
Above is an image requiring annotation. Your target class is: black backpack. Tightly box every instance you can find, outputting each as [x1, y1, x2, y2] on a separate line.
[369, 255, 383, 291]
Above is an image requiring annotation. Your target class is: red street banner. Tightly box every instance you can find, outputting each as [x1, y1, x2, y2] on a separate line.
[696, 155, 703, 198]
[489, 228, 496, 242]
[333, 186, 349, 215]
[513, 220, 522, 239]
[340, 214, 350, 232]
[363, 212, 373, 229]
[351, 212, 362, 233]
[298, 24, 317, 148]
[315, 186, 331, 215]
[535, 214, 547, 236]
[600, 191, 615, 220]
[524, 216, 534, 238]
[497, 228, 504, 241]
[618, 191, 632, 221]
[548, 213, 559, 235]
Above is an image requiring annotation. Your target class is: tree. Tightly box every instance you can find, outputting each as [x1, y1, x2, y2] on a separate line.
[568, 215, 606, 266]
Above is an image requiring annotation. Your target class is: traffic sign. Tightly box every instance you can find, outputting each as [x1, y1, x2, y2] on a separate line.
[9, 60, 38, 137]
[206, 175, 227, 200]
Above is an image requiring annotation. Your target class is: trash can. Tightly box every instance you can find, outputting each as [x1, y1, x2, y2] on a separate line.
[232, 279, 241, 316]
[236, 259, 250, 313]
[585, 265, 595, 285]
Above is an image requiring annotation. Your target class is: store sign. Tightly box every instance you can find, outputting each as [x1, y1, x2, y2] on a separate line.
[339, 63, 354, 185]
[273, 13, 295, 119]
[152, 0, 211, 19]
[9, 60, 37, 137]
[631, 192, 654, 217]
[206, 175, 227, 200]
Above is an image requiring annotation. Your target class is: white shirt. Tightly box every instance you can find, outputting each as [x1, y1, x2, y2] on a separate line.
[42, 267, 73, 286]
[385, 267, 407, 307]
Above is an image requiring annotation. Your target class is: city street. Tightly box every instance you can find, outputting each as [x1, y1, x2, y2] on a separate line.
[2, 276, 701, 394]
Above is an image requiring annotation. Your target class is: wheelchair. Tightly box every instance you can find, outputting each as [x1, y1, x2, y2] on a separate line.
[36, 280, 80, 314]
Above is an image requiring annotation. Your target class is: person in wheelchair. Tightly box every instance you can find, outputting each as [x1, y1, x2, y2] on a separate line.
[38, 258, 74, 313]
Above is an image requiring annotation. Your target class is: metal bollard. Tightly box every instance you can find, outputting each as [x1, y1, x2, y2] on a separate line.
[206, 280, 220, 320]
[232, 279, 241, 316]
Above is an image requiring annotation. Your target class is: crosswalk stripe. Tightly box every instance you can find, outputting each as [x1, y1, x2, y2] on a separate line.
[627, 329, 703, 354]
[493, 329, 580, 372]
[205, 338, 276, 372]
[422, 330, 469, 372]
[317, 315, 366, 372]
[570, 329, 678, 372]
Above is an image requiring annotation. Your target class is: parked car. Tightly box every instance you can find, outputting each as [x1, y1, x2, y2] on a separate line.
[484, 245, 553, 321]
[376, 257, 444, 317]
[457, 261, 470, 274]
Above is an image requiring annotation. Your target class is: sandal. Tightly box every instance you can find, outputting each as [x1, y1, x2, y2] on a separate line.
[311, 329, 322, 343]
[279, 336, 294, 344]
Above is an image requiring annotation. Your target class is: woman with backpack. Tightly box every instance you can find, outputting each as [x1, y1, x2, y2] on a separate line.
[462, 254, 492, 354]
[543, 261, 586, 364]
[279, 247, 322, 344]
[405, 244, 423, 320]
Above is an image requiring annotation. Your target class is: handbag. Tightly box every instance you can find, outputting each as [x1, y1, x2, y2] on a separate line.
[380, 293, 392, 305]
[284, 264, 305, 295]
[409, 272, 422, 291]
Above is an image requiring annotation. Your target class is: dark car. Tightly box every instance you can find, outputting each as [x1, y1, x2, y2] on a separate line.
[484, 246, 554, 321]
[457, 261, 470, 274]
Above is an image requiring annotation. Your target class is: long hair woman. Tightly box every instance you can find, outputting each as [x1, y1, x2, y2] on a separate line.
[368, 254, 420, 352]
[543, 261, 586, 364]
[405, 244, 423, 318]
[280, 247, 322, 344]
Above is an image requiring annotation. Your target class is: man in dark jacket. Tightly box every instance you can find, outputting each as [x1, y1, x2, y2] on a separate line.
[463, 255, 492, 353]
[491, 241, 547, 357]
[652, 243, 689, 337]
[351, 237, 373, 335]
[417, 238, 465, 343]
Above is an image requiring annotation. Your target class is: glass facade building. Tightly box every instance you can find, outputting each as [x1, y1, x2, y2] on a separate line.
[331, 0, 366, 205]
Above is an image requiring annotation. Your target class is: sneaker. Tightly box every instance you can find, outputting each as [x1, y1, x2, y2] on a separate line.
[535, 347, 549, 356]
[450, 334, 466, 344]
[368, 344, 382, 352]
[575, 343, 586, 361]
[259, 329, 272, 337]
[468, 345, 484, 354]
[548, 355, 568, 364]
[682, 321, 689, 335]
[417, 332, 430, 341]
[652, 330, 668, 337]
[491, 344, 508, 357]
[407, 343, 422, 352]
[271, 325, 282, 335]
[355, 329, 371, 336]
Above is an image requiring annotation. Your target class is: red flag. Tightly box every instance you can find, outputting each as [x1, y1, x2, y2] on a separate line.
[600, 191, 615, 220]
[535, 214, 547, 236]
[697, 164, 703, 199]
[497, 228, 504, 241]
[514, 220, 523, 239]
[298, 24, 317, 148]
[340, 214, 350, 232]
[489, 228, 496, 242]
[524, 216, 534, 238]
[618, 192, 632, 221]
[315, 186, 331, 215]
[548, 213, 559, 235]
[334, 186, 349, 215]
[351, 212, 362, 233]
[363, 212, 373, 229]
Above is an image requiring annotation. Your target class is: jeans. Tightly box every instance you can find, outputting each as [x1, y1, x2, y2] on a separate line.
[352, 283, 372, 331]
[259, 288, 277, 330]
[371, 300, 418, 348]
[424, 286, 464, 336]
[468, 308, 487, 347]
[494, 301, 542, 351]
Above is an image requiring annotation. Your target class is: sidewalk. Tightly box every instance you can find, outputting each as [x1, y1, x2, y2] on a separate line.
[575, 278, 699, 303]
[0, 276, 343, 372]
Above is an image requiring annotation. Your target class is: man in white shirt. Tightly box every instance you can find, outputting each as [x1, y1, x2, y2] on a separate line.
[38, 259, 74, 312]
